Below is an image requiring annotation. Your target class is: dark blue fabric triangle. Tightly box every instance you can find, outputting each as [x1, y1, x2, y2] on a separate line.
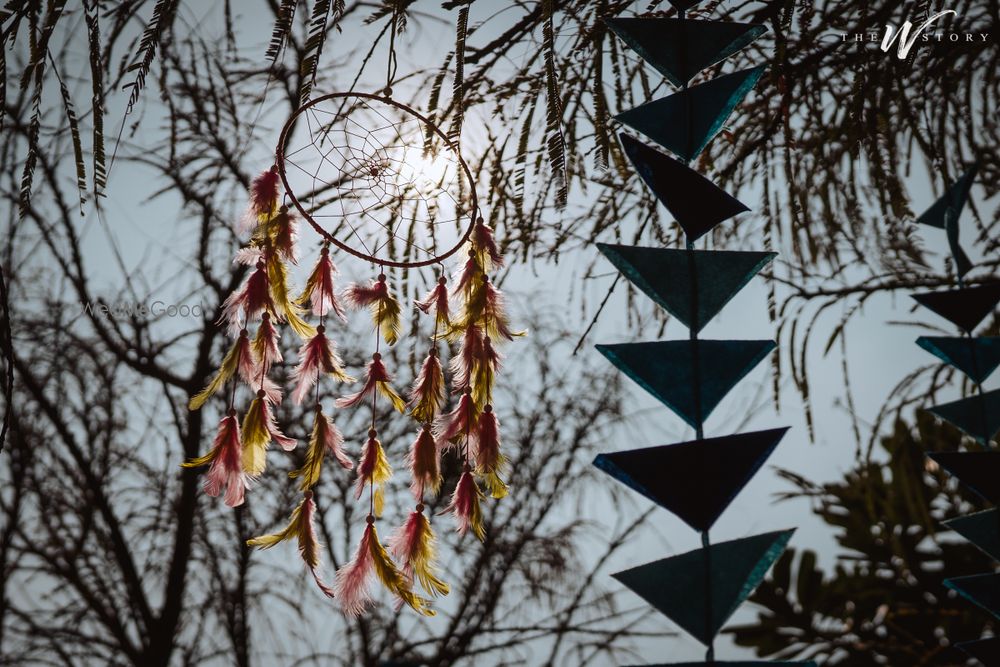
[594, 427, 789, 532]
[917, 336, 1000, 384]
[927, 389, 1000, 445]
[957, 637, 1000, 666]
[912, 284, 1000, 334]
[945, 573, 1000, 619]
[616, 136, 750, 242]
[916, 165, 978, 277]
[597, 244, 773, 331]
[943, 509, 1000, 561]
[615, 66, 766, 162]
[596, 340, 776, 428]
[668, 0, 704, 11]
[927, 452, 1000, 504]
[917, 165, 978, 230]
[606, 18, 767, 88]
[612, 529, 794, 645]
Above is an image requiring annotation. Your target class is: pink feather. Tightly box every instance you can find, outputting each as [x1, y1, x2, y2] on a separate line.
[290, 329, 350, 404]
[300, 494, 336, 598]
[261, 398, 296, 451]
[415, 281, 450, 326]
[304, 252, 346, 319]
[271, 209, 299, 264]
[253, 315, 282, 374]
[320, 412, 353, 470]
[450, 257, 479, 298]
[203, 414, 247, 507]
[335, 355, 392, 409]
[239, 168, 280, 232]
[220, 262, 274, 334]
[442, 471, 484, 539]
[407, 351, 445, 421]
[406, 427, 441, 501]
[334, 523, 378, 616]
[483, 282, 516, 341]
[473, 406, 502, 473]
[433, 391, 477, 445]
[449, 325, 484, 391]
[473, 219, 504, 269]
[344, 279, 388, 308]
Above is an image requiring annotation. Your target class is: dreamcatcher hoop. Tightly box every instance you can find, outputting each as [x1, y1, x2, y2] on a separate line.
[275, 91, 478, 269]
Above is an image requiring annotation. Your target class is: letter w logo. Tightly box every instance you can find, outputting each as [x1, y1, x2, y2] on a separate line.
[881, 10, 956, 59]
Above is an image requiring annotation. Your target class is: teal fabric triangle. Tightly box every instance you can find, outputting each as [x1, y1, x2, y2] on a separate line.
[945, 573, 1000, 619]
[615, 66, 766, 162]
[943, 509, 1000, 561]
[927, 389, 1000, 445]
[612, 529, 794, 645]
[916, 336, 1000, 384]
[594, 427, 789, 531]
[596, 340, 776, 428]
[616, 135, 750, 242]
[917, 165, 978, 230]
[598, 244, 774, 332]
[927, 452, 1000, 505]
[912, 283, 1000, 334]
[606, 18, 767, 88]
[956, 637, 1000, 665]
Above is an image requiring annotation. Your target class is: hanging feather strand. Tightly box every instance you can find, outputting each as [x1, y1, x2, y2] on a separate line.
[242, 395, 297, 476]
[298, 246, 346, 320]
[335, 353, 406, 413]
[334, 520, 434, 617]
[189, 331, 249, 410]
[344, 275, 402, 345]
[247, 492, 335, 598]
[290, 408, 353, 491]
[240, 167, 280, 233]
[353, 434, 392, 516]
[414, 277, 450, 331]
[473, 405, 507, 499]
[408, 349, 445, 422]
[389, 510, 450, 597]
[442, 470, 485, 541]
[406, 426, 441, 501]
[290, 326, 353, 404]
[181, 413, 246, 507]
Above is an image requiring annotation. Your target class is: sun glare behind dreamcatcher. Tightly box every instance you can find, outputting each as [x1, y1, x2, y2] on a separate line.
[182, 61, 520, 614]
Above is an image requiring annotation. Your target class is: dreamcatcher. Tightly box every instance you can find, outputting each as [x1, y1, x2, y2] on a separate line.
[182, 83, 519, 616]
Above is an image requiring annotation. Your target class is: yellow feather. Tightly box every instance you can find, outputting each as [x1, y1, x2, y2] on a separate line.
[180, 449, 217, 468]
[289, 412, 325, 491]
[188, 336, 242, 410]
[411, 513, 450, 597]
[480, 470, 508, 500]
[241, 398, 269, 476]
[372, 289, 401, 345]
[366, 524, 434, 616]
[267, 254, 316, 340]
[247, 498, 302, 549]
[376, 380, 407, 413]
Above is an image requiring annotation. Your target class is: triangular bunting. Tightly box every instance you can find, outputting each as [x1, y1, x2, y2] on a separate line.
[912, 283, 1000, 334]
[916, 336, 1000, 384]
[598, 243, 773, 331]
[927, 452, 1000, 504]
[917, 165, 978, 230]
[612, 529, 794, 645]
[927, 389, 1000, 445]
[615, 66, 766, 162]
[943, 509, 1000, 561]
[916, 165, 978, 277]
[945, 573, 1000, 620]
[957, 637, 1000, 666]
[596, 340, 776, 428]
[606, 18, 767, 88]
[616, 136, 750, 242]
[593, 427, 789, 531]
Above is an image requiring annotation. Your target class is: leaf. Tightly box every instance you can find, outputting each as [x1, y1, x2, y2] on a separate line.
[265, 0, 299, 68]
[298, 0, 345, 106]
[541, 0, 566, 208]
[83, 0, 106, 196]
[447, 6, 469, 145]
[50, 53, 87, 213]
[122, 0, 180, 114]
